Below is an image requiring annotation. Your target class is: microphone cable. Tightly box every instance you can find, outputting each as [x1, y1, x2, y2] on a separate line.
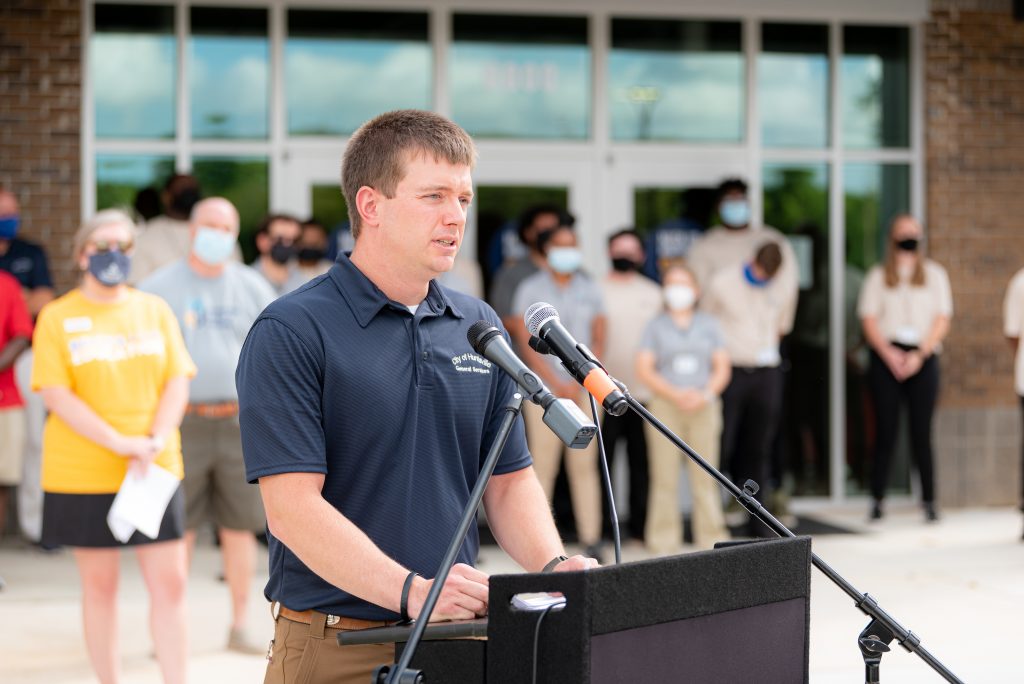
[531, 602, 559, 684]
[590, 394, 622, 566]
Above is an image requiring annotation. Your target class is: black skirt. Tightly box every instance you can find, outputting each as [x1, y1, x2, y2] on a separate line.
[41, 484, 185, 548]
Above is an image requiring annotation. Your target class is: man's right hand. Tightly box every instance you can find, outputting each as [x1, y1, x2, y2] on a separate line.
[408, 563, 490, 622]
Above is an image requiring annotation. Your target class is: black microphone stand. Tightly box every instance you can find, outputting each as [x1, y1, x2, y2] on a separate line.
[620, 387, 965, 684]
[588, 394, 622, 565]
[373, 392, 525, 684]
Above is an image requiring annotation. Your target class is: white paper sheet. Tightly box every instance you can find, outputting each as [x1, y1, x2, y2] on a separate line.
[106, 465, 180, 543]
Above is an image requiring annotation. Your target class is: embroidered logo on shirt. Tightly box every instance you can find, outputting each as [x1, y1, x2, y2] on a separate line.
[451, 352, 492, 375]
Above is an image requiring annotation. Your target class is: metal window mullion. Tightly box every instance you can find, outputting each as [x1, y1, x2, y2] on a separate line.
[590, 9, 609, 269]
[175, 0, 189, 172]
[432, 4, 450, 116]
[911, 22, 926, 229]
[829, 19, 846, 504]
[746, 16, 761, 221]
[269, 1, 286, 210]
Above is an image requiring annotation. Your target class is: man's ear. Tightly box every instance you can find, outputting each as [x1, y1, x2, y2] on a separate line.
[355, 186, 381, 230]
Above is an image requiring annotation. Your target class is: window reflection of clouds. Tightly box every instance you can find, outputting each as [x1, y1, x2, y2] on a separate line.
[286, 40, 431, 136]
[450, 44, 589, 139]
[93, 35, 175, 138]
[609, 51, 743, 141]
[842, 57, 883, 149]
[759, 55, 829, 147]
[191, 38, 269, 139]
[95, 155, 175, 211]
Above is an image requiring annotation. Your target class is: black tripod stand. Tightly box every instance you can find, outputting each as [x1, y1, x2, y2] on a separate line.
[622, 389, 965, 684]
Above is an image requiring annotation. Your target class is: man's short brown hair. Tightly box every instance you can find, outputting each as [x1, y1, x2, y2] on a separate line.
[341, 110, 477, 239]
[754, 241, 783, 279]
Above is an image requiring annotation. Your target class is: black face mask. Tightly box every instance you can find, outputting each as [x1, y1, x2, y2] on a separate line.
[298, 247, 326, 263]
[269, 240, 296, 265]
[170, 187, 201, 216]
[896, 238, 919, 252]
[611, 257, 640, 273]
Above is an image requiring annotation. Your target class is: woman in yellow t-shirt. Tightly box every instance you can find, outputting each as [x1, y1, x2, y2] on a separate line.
[32, 209, 196, 684]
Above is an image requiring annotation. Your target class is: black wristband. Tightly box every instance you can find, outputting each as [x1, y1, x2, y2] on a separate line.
[542, 555, 569, 573]
[400, 571, 419, 624]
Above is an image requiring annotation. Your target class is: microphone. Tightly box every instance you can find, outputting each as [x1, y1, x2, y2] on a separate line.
[523, 303, 628, 416]
[467, 321, 596, 449]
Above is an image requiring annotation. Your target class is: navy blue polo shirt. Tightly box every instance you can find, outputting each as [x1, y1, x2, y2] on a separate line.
[0, 238, 53, 290]
[236, 253, 532, 620]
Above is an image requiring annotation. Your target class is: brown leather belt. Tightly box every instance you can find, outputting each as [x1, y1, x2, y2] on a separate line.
[275, 604, 397, 631]
[185, 401, 239, 419]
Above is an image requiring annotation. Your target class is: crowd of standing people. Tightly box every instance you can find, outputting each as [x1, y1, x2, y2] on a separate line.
[1, 105, 1023, 682]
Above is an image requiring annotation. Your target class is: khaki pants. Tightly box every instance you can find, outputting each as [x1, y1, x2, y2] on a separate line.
[645, 397, 728, 553]
[523, 394, 602, 547]
[264, 611, 394, 684]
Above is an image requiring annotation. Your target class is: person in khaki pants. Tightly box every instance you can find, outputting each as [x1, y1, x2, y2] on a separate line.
[510, 223, 607, 560]
[636, 263, 731, 553]
[238, 111, 598, 684]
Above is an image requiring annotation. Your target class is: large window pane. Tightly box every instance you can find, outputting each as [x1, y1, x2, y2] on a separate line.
[93, 5, 176, 139]
[844, 163, 911, 496]
[610, 19, 743, 142]
[451, 14, 590, 139]
[763, 163, 831, 496]
[842, 26, 910, 149]
[286, 10, 430, 136]
[760, 24, 829, 148]
[190, 7, 269, 139]
[192, 157, 269, 262]
[96, 154, 175, 214]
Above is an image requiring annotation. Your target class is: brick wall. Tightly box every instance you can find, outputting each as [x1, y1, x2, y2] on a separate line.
[927, 0, 1024, 408]
[927, 0, 1024, 506]
[0, 0, 82, 292]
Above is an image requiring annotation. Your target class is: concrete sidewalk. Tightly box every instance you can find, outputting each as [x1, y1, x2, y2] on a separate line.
[1, 505, 1021, 683]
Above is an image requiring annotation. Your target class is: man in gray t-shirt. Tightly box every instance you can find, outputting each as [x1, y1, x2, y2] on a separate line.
[139, 197, 276, 654]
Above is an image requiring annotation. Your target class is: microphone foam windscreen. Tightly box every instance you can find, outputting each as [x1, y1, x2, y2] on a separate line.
[524, 302, 558, 337]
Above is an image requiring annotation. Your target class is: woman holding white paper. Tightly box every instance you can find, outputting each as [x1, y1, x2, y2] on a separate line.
[31, 209, 195, 684]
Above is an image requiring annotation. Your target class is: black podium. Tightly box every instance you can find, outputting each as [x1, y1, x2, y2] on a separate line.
[354, 536, 811, 683]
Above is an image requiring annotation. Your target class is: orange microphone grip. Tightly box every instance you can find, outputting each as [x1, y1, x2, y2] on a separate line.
[583, 368, 618, 404]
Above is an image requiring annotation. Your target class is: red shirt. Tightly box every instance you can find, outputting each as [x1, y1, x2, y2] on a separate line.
[0, 270, 33, 408]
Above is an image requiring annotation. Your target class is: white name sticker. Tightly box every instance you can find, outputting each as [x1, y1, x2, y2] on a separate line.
[757, 347, 781, 367]
[63, 317, 93, 333]
[893, 326, 921, 345]
[672, 354, 700, 376]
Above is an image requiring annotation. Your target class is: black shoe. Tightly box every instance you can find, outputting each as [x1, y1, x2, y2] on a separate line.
[924, 503, 939, 523]
[869, 501, 884, 521]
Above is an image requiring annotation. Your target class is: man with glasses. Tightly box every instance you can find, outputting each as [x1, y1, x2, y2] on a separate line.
[140, 197, 276, 653]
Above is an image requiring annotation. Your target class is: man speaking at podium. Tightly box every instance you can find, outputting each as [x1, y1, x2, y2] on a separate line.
[236, 110, 596, 684]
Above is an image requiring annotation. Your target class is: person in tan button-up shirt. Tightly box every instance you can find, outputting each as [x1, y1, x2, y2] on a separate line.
[702, 242, 789, 536]
[858, 214, 952, 523]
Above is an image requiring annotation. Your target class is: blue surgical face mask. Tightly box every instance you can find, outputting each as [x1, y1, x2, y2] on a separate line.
[193, 226, 236, 266]
[547, 246, 583, 274]
[87, 250, 131, 287]
[0, 216, 19, 240]
[720, 199, 751, 228]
